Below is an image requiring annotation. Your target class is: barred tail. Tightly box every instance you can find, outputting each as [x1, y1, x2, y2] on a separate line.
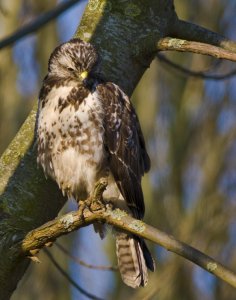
[116, 233, 155, 288]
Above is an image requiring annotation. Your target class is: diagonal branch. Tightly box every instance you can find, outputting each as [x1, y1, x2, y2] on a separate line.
[44, 249, 105, 300]
[14, 180, 236, 290]
[157, 37, 236, 62]
[156, 53, 236, 80]
[0, 0, 82, 50]
[55, 242, 117, 271]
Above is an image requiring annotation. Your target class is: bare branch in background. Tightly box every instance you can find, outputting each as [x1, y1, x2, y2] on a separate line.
[44, 249, 105, 300]
[55, 242, 117, 271]
[156, 53, 236, 80]
[0, 0, 82, 50]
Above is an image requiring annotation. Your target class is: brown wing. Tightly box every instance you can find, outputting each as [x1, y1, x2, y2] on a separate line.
[97, 82, 150, 219]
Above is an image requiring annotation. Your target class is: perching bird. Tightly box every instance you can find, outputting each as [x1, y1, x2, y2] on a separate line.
[37, 38, 155, 288]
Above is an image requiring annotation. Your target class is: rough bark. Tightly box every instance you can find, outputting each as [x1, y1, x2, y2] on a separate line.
[75, 0, 177, 95]
[0, 0, 236, 298]
[0, 107, 66, 299]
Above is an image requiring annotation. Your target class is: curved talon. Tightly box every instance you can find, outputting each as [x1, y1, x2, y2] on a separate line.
[28, 255, 41, 264]
[45, 241, 53, 247]
[78, 199, 91, 219]
[90, 198, 106, 212]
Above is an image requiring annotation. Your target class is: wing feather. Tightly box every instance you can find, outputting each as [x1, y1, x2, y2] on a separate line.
[97, 82, 150, 219]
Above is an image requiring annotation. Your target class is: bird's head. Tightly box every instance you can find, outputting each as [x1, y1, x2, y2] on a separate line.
[48, 38, 99, 82]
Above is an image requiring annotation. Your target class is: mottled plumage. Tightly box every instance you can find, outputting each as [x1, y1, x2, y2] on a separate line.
[37, 38, 155, 288]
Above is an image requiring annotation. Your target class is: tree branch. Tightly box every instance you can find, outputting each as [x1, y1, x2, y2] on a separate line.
[156, 53, 236, 80]
[0, 0, 82, 50]
[55, 242, 117, 271]
[13, 180, 236, 290]
[170, 19, 236, 53]
[157, 37, 236, 62]
[44, 249, 105, 300]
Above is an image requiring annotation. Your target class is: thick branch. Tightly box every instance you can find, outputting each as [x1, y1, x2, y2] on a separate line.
[17, 201, 236, 289]
[0, 106, 66, 298]
[157, 37, 236, 62]
[170, 19, 236, 53]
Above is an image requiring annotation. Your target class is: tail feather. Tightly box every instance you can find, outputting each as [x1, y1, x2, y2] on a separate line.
[141, 239, 155, 272]
[116, 233, 155, 288]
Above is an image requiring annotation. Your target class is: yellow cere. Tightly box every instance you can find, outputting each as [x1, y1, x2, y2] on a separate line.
[80, 70, 88, 79]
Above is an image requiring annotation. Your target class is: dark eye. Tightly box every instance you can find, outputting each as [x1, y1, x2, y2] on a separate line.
[67, 67, 74, 72]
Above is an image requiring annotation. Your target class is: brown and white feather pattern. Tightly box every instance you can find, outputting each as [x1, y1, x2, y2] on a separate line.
[37, 38, 154, 288]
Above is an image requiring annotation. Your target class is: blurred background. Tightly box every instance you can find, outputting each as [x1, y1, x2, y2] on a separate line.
[1, 0, 236, 299]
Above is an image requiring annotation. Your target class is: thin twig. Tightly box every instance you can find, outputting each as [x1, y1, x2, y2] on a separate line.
[44, 248, 105, 300]
[0, 0, 82, 50]
[157, 37, 236, 62]
[156, 53, 236, 80]
[55, 242, 117, 271]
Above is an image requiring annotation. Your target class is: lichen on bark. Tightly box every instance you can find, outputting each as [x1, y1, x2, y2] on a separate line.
[76, 0, 177, 94]
[0, 106, 66, 298]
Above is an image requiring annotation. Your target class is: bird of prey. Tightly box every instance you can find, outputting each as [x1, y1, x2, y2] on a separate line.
[37, 38, 155, 288]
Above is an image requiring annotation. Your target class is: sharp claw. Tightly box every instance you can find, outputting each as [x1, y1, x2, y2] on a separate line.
[45, 241, 53, 247]
[28, 256, 41, 263]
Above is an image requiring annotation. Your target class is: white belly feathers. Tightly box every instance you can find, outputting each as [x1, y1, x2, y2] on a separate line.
[38, 84, 105, 199]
